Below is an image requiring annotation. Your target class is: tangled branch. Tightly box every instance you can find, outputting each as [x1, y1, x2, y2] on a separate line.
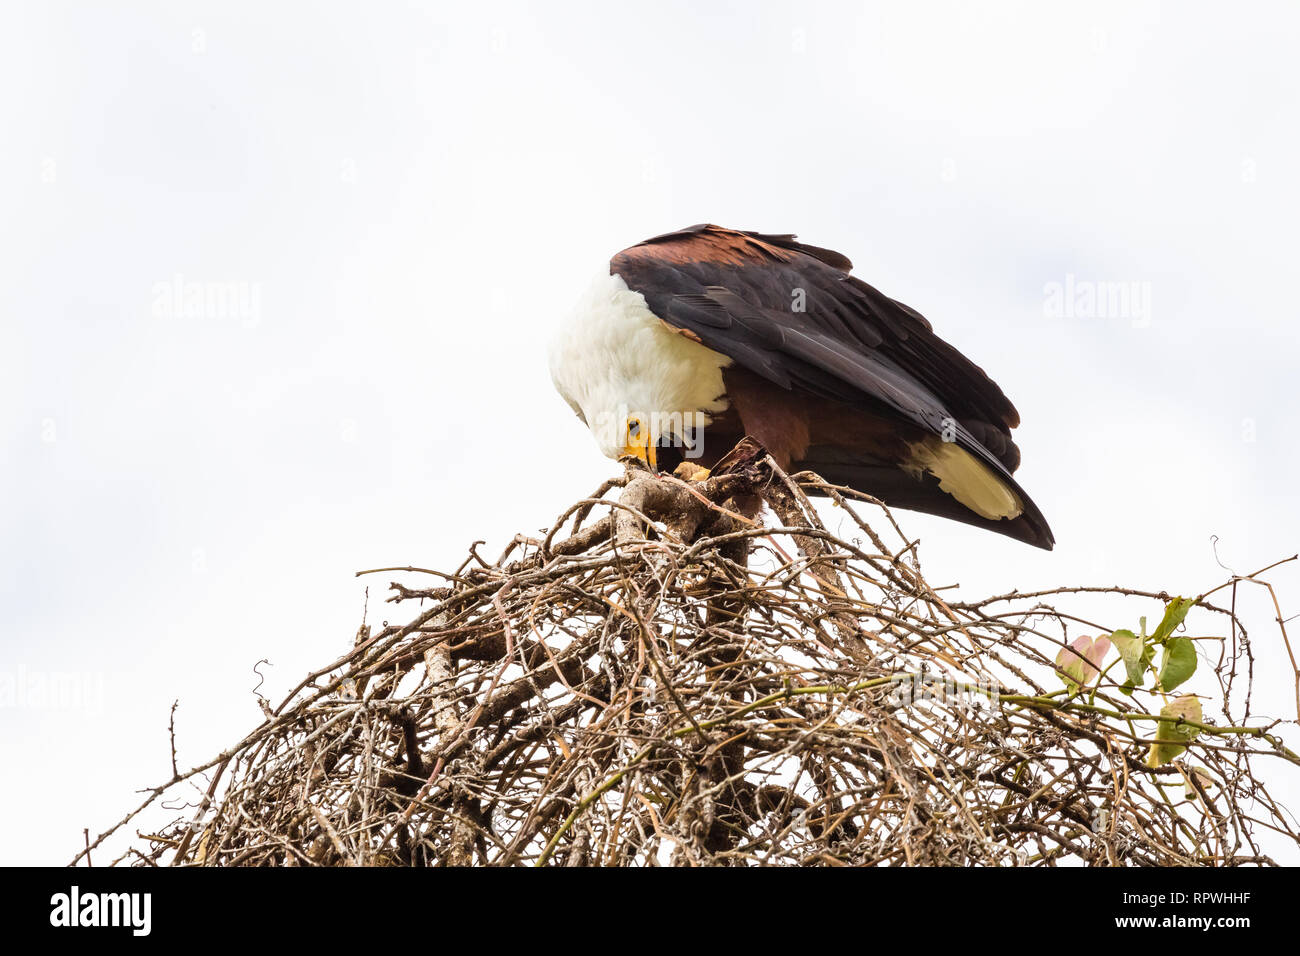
[85, 442, 1300, 866]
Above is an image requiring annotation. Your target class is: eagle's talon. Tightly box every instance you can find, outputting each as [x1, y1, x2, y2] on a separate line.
[673, 462, 712, 482]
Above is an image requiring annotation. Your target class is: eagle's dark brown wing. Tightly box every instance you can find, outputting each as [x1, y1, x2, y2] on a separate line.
[610, 224, 1054, 549]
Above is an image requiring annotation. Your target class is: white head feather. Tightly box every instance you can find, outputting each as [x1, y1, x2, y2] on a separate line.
[549, 272, 732, 459]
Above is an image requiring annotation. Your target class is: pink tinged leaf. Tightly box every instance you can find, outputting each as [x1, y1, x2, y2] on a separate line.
[1056, 635, 1109, 690]
[1087, 636, 1112, 671]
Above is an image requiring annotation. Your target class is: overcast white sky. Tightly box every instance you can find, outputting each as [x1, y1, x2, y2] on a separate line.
[2, 1, 1298, 865]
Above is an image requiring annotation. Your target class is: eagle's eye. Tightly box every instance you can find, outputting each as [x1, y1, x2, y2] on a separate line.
[627, 419, 641, 438]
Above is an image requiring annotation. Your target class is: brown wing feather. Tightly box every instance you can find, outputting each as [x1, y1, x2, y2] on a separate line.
[611, 224, 1053, 549]
[611, 224, 1021, 460]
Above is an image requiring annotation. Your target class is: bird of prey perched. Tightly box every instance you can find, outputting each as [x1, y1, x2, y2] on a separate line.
[548, 224, 1053, 549]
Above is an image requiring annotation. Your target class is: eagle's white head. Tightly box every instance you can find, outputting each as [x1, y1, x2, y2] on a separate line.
[548, 272, 731, 468]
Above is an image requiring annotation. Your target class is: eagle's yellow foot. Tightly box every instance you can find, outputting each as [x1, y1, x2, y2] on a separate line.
[672, 461, 712, 482]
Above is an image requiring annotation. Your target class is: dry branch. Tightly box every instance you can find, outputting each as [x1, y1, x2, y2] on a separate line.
[85, 444, 1300, 866]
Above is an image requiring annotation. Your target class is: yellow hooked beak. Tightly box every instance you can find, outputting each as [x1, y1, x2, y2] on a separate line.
[621, 418, 657, 470]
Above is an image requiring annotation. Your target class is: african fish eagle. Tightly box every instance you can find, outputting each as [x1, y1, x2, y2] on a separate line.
[548, 224, 1054, 550]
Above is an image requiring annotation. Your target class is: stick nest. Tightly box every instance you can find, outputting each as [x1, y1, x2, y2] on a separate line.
[94, 441, 1300, 866]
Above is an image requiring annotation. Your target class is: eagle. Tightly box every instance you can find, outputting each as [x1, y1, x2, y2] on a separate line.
[548, 224, 1054, 550]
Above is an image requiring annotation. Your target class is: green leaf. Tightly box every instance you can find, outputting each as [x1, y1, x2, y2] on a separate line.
[1146, 696, 1203, 767]
[1157, 637, 1197, 692]
[1110, 628, 1150, 692]
[1151, 597, 1197, 643]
